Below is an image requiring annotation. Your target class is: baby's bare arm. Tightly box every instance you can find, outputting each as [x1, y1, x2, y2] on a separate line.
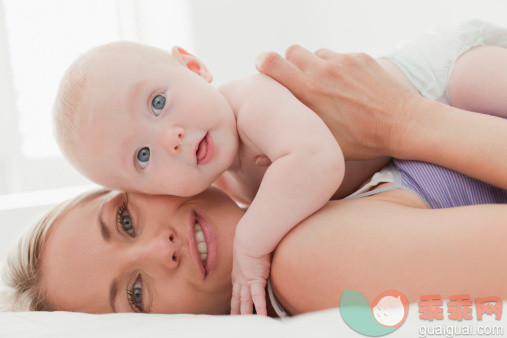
[271, 198, 507, 315]
[229, 74, 344, 256]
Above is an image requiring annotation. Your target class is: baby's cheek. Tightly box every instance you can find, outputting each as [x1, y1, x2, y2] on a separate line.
[172, 177, 212, 197]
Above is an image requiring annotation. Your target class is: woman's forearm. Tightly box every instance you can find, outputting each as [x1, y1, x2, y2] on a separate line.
[257, 47, 507, 188]
[393, 97, 507, 189]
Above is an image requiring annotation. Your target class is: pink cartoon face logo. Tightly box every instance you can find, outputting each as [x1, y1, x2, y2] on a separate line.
[340, 289, 408, 336]
[371, 290, 409, 327]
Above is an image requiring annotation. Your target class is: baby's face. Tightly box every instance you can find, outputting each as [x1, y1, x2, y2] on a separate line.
[77, 45, 238, 195]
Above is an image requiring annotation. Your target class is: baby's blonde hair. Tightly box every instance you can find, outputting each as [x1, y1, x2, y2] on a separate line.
[0, 188, 109, 312]
[52, 49, 95, 169]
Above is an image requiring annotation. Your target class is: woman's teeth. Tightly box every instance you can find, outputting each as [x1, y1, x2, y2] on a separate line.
[194, 221, 208, 268]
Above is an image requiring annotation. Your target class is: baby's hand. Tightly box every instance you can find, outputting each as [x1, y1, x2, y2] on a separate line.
[230, 239, 271, 316]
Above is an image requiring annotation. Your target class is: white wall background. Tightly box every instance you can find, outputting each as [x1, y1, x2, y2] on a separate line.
[0, 0, 506, 284]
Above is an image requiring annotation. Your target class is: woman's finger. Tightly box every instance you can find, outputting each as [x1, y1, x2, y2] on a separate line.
[315, 49, 362, 69]
[314, 48, 337, 60]
[285, 44, 317, 71]
[230, 283, 241, 315]
[240, 285, 253, 314]
[255, 51, 310, 104]
[251, 284, 267, 316]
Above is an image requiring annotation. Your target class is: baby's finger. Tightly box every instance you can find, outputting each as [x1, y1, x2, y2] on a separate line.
[251, 284, 267, 316]
[240, 285, 253, 315]
[230, 283, 241, 315]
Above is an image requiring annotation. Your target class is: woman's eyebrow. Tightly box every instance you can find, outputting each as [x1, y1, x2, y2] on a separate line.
[109, 279, 119, 313]
[98, 202, 111, 242]
[97, 200, 120, 312]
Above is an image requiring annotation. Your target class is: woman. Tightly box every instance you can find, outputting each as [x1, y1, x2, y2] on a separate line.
[3, 182, 505, 316]
[2, 25, 506, 316]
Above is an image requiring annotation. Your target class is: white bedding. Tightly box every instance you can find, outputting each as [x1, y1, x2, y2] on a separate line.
[3, 309, 342, 338]
[2, 304, 505, 337]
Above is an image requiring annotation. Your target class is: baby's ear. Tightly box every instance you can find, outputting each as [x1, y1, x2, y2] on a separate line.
[172, 46, 213, 83]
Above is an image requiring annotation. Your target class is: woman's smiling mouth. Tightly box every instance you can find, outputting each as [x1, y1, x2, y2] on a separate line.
[188, 210, 217, 278]
[194, 220, 208, 267]
[195, 132, 215, 165]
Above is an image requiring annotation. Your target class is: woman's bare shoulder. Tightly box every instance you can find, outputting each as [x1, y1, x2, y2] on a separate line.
[269, 184, 424, 315]
[269, 197, 405, 315]
[270, 192, 507, 315]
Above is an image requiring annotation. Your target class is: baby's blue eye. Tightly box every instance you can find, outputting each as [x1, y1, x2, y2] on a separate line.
[137, 147, 150, 169]
[151, 94, 165, 116]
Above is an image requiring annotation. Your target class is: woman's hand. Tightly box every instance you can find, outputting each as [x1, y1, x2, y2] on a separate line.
[257, 45, 507, 188]
[255, 45, 420, 160]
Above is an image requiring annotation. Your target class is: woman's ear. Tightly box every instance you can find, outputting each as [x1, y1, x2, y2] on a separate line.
[172, 46, 213, 83]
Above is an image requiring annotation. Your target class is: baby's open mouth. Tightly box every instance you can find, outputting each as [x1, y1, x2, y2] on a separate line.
[195, 132, 214, 165]
[196, 134, 208, 163]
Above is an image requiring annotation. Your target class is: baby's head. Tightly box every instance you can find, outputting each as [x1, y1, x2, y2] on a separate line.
[54, 42, 238, 196]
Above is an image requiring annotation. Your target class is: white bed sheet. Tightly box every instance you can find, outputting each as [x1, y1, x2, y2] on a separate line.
[3, 308, 341, 338]
[2, 304, 505, 338]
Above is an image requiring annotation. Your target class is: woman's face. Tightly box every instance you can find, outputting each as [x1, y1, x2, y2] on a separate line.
[41, 187, 243, 314]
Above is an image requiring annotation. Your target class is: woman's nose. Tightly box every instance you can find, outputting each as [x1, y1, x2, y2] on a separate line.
[129, 232, 180, 270]
[160, 126, 186, 155]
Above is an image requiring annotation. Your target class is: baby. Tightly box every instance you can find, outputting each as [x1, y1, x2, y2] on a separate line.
[53, 42, 348, 315]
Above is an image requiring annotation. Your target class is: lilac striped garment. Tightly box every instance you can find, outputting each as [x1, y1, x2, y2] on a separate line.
[392, 159, 507, 209]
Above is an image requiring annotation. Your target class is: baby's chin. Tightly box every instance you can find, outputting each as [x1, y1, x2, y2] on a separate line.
[161, 177, 216, 197]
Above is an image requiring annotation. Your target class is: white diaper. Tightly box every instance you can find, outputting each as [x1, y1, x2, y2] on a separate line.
[345, 165, 395, 199]
[387, 20, 507, 104]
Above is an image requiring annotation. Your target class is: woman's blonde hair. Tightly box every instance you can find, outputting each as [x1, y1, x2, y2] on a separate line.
[0, 188, 110, 312]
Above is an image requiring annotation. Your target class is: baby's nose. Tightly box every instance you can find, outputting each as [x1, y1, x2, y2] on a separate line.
[160, 127, 186, 155]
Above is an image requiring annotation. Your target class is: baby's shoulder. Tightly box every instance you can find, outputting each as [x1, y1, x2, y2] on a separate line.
[219, 74, 294, 135]
[219, 74, 285, 111]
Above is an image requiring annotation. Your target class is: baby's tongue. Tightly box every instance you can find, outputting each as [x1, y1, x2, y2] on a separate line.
[196, 138, 208, 161]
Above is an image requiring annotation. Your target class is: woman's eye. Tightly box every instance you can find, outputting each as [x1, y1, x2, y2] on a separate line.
[121, 212, 134, 236]
[137, 147, 150, 169]
[117, 203, 135, 237]
[128, 277, 144, 312]
[151, 94, 166, 116]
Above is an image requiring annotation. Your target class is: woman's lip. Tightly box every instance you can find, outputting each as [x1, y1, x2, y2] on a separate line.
[194, 211, 217, 275]
[195, 132, 215, 165]
[188, 213, 205, 278]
